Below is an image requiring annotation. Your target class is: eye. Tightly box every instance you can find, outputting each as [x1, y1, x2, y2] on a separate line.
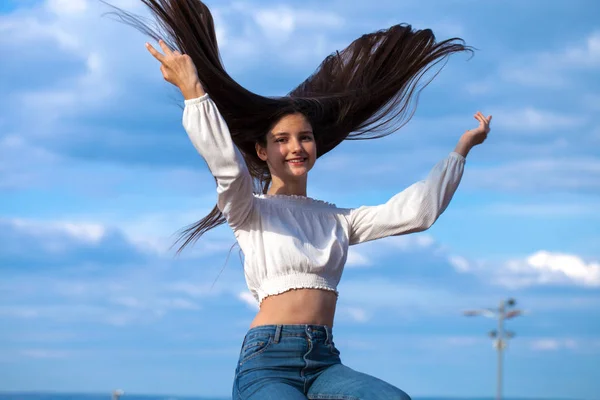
[275, 138, 286, 143]
[301, 135, 314, 141]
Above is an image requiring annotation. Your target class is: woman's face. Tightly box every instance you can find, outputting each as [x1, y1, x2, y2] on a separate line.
[256, 112, 317, 182]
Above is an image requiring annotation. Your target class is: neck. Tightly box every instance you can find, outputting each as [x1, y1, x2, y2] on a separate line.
[267, 175, 307, 197]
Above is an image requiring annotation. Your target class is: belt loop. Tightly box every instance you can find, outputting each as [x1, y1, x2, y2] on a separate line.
[274, 325, 282, 343]
[325, 325, 332, 345]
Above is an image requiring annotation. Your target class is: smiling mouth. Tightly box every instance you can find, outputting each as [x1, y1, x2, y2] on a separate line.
[286, 158, 307, 165]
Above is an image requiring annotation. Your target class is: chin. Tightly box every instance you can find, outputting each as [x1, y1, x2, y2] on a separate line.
[285, 162, 308, 171]
[282, 165, 310, 178]
[286, 169, 309, 178]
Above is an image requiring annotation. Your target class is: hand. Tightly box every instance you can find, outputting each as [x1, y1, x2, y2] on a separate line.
[145, 39, 205, 98]
[454, 111, 492, 157]
[462, 111, 492, 147]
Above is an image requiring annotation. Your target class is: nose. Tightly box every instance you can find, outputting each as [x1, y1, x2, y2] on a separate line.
[291, 138, 303, 153]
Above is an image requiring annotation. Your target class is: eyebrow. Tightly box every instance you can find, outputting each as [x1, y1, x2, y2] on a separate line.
[272, 131, 314, 137]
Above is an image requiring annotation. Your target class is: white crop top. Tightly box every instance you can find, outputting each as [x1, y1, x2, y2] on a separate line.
[183, 94, 465, 304]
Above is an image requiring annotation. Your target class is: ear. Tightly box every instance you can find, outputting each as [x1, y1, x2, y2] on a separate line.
[255, 142, 268, 162]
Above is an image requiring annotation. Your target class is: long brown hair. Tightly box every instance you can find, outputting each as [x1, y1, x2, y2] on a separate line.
[103, 0, 473, 253]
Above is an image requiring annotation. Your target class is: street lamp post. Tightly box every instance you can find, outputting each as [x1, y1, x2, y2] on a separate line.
[464, 298, 523, 400]
[112, 389, 124, 400]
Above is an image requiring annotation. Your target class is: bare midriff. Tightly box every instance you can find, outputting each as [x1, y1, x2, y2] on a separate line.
[249, 288, 338, 328]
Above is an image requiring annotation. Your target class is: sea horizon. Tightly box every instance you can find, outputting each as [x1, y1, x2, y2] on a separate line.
[0, 392, 586, 400]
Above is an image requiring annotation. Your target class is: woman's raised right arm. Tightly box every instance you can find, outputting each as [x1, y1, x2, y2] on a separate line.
[145, 39, 254, 229]
[182, 95, 254, 230]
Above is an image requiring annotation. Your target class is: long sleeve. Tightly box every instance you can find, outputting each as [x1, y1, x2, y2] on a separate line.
[182, 94, 254, 230]
[347, 152, 465, 245]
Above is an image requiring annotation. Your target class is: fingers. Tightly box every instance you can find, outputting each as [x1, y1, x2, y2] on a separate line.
[474, 111, 492, 126]
[158, 39, 174, 57]
[145, 42, 165, 62]
[474, 112, 485, 125]
[146, 39, 178, 62]
[479, 111, 492, 124]
[472, 111, 492, 137]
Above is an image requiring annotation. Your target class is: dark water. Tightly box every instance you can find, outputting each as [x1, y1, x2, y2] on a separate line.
[0, 395, 221, 400]
[0, 392, 220, 400]
[0, 394, 580, 400]
[0, 395, 220, 400]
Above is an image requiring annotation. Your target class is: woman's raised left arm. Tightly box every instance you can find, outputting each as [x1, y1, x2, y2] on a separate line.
[346, 152, 465, 245]
[346, 111, 491, 245]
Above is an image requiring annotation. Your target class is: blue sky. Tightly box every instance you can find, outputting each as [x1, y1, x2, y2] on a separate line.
[1, 0, 599, 399]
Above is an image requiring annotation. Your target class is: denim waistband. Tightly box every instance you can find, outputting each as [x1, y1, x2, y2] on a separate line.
[244, 324, 333, 344]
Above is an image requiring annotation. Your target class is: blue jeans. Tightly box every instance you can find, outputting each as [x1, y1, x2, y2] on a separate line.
[232, 324, 411, 400]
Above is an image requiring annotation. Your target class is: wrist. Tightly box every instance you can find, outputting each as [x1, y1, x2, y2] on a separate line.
[454, 137, 473, 158]
[180, 81, 205, 100]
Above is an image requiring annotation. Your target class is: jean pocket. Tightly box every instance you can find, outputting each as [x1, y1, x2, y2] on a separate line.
[239, 335, 273, 365]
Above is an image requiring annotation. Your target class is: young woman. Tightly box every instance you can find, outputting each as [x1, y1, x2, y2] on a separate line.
[113, 1, 491, 398]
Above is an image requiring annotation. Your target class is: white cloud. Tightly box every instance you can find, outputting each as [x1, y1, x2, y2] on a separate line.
[338, 334, 488, 353]
[477, 251, 600, 289]
[46, 0, 88, 15]
[339, 306, 370, 323]
[166, 282, 210, 298]
[0, 304, 128, 325]
[238, 291, 259, 311]
[522, 251, 599, 287]
[492, 108, 586, 132]
[344, 238, 595, 308]
[253, 8, 296, 42]
[500, 31, 600, 87]
[465, 80, 492, 95]
[7, 217, 106, 243]
[162, 297, 200, 310]
[342, 233, 443, 270]
[0, 135, 62, 189]
[110, 296, 202, 314]
[7, 332, 79, 343]
[466, 157, 600, 192]
[0, 307, 40, 319]
[0, 215, 248, 326]
[210, 2, 346, 68]
[349, 234, 438, 258]
[480, 202, 599, 217]
[16, 50, 113, 124]
[387, 235, 436, 251]
[21, 349, 71, 359]
[346, 248, 371, 267]
[337, 334, 600, 356]
[0, 0, 348, 190]
[444, 248, 600, 289]
[2, 211, 236, 261]
[0, 0, 134, 135]
[448, 255, 470, 272]
[0, 13, 79, 51]
[530, 338, 579, 352]
[109, 296, 144, 309]
[442, 336, 483, 347]
[339, 278, 468, 315]
[0, 273, 211, 326]
[562, 31, 600, 68]
[499, 63, 564, 88]
[252, 6, 344, 44]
